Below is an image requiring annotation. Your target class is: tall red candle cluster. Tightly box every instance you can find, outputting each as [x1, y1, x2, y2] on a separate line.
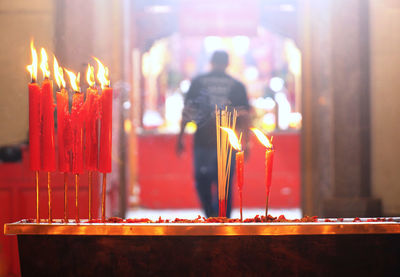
[27, 40, 113, 223]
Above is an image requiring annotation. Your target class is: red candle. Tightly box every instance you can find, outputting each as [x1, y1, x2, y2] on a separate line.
[251, 128, 274, 218]
[40, 48, 56, 172]
[54, 57, 71, 172]
[236, 150, 244, 220]
[84, 64, 99, 171]
[94, 58, 113, 173]
[94, 57, 112, 221]
[28, 82, 41, 171]
[265, 148, 275, 215]
[71, 92, 84, 174]
[99, 86, 112, 173]
[65, 69, 84, 175]
[41, 78, 56, 171]
[27, 42, 41, 171]
[56, 88, 70, 172]
[27, 41, 41, 222]
[85, 87, 99, 170]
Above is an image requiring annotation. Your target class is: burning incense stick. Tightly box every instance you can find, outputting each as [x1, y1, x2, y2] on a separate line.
[216, 107, 237, 217]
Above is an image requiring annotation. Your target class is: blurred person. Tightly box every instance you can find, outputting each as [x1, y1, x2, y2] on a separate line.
[176, 50, 250, 218]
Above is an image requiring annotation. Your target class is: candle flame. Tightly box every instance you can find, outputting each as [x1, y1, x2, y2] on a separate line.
[86, 64, 95, 88]
[26, 40, 38, 82]
[53, 56, 66, 89]
[40, 48, 50, 79]
[93, 57, 110, 89]
[64, 69, 80, 92]
[251, 128, 273, 149]
[221, 127, 242, 151]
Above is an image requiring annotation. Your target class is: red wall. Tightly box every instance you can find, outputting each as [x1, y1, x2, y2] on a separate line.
[0, 147, 99, 276]
[138, 132, 300, 209]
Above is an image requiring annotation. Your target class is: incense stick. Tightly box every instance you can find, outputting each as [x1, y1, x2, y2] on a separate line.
[102, 173, 107, 222]
[64, 172, 68, 222]
[47, 172, 52, 223]
[88, 171, 92, 221]
[75, 174, 80, 223]
[35, 171, 39, 223]
[216, 107, 237, 217]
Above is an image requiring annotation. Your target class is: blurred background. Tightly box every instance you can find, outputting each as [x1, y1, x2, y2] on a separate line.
[1, 0, 400, 275]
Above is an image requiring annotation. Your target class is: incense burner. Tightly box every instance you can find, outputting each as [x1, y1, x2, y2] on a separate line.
[5, 218, 400, 276]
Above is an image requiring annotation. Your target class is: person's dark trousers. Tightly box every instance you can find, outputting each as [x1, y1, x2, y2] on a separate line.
[194, 147, 234, 218]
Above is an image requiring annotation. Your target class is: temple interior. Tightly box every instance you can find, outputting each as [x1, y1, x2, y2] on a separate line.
[1, 0, 400, 276]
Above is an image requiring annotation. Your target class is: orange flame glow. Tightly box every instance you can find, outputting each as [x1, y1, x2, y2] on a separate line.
[64, 69, 80, 92]
[53, 56, 66, 89]
[221, 127, 242, 151]
[26, 41, 38, 82]
[86, 64, 95, 88]
[40, 48, 50, 79]
[93, 57, 110, 89]
[251, 128, 273, 149]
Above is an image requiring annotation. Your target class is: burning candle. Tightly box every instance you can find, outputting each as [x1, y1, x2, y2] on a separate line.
[221, 127, 244, 221]
[65, 70, 84, 175]
[84, 64, 99, 171]
[54, 57, 70, 222]
[40, 48, 56, 172]
[65, 69, 83, 223]
[94, 57, 112, 222]
[27, 41, 41, 223]
[40, 48, 55, 223]
[251, 128, 274, 218]
[54, 57, 70, 172]
[84, 64, 99, 221]
[95, 58, 112, 174]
